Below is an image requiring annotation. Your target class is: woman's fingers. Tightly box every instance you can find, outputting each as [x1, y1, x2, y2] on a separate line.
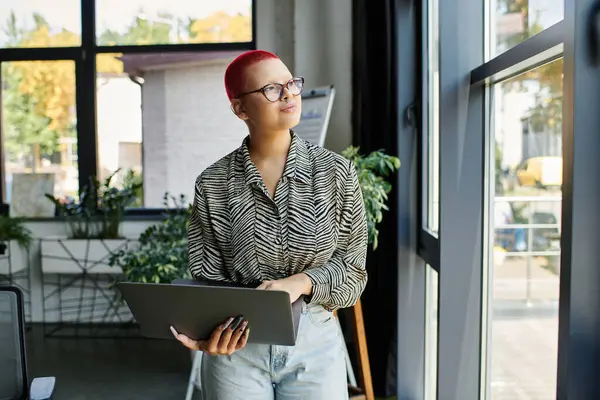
[204, 317, 234, 354]
[218, 316, 243, 352]
[217, 322, 236, 351]
[227, 320, 249, 353]
[171, 316, 249, 355]
[170, 326, 206, 351]
[256, 281, 268, 290]
[236, 326, 250, 350]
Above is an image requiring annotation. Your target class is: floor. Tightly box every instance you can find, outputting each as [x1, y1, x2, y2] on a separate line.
[26, 325, 198, 400]
[26, 325, 391, 400]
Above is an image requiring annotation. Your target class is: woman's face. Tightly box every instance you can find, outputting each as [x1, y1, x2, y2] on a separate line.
[232, 58, 303, 132]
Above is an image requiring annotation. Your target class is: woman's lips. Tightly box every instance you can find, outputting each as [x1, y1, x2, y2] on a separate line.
[280, 103, 297, 113]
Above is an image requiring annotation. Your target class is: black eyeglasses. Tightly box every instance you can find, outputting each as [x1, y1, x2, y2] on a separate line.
[237, 77, 304, 102]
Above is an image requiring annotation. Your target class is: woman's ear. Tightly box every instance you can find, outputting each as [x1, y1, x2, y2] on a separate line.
[231, 99, 249, 121]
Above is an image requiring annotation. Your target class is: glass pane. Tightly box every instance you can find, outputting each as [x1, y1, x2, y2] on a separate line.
[425, 265, 439, 400]
[487, 58, 563, 399]
[0, 1, 81, 48]
[96, 52, 248, 208]
[491, 0, 564, 57]
[96, 1, 253, 46]
[1, 60, 78, 208]
[426, 0, 440, 233]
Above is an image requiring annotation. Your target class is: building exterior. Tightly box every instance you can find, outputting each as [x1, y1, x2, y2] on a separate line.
[121, 51, 246, 207]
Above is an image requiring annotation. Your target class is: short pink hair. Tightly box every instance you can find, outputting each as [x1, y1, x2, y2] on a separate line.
[224, 50, 280, 101]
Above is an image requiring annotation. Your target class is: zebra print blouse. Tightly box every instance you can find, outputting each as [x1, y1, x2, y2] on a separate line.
[188, 131, 368, 311]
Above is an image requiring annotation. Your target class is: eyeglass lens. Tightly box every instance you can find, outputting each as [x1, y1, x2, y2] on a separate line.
[264, 78, 304, 102]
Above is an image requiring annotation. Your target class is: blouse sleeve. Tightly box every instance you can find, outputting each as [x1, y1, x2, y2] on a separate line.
[188, 177, 227, 281]
[302, 160, 369, 311]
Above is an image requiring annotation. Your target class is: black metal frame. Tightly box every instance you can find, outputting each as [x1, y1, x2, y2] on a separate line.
[0, 0, 257, 214]
[237, 76, 305, 102]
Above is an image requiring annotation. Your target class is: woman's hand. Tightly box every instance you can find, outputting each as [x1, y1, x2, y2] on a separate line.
[257, 273, 313, 303]
[170, 316, 249, 356]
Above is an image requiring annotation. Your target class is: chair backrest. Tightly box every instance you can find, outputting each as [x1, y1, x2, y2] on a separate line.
[0, 286, 28, 400]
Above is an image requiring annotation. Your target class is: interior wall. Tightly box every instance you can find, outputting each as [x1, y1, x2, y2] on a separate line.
[256, 0, 353, 153]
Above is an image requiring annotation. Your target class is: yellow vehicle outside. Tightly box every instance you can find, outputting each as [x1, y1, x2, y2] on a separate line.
[515, 156, 562, 188]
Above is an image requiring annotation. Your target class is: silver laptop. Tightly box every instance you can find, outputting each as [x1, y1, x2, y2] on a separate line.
[117, 281, 297, 346]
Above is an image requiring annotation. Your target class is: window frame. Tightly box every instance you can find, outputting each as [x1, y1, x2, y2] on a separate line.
[0, 0, 257, 215]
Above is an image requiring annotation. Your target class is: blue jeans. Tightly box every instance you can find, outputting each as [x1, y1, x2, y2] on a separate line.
[200, 302, 348, 399]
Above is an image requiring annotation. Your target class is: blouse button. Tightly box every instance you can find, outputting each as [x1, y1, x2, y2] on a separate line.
[275, 237, 282, 245]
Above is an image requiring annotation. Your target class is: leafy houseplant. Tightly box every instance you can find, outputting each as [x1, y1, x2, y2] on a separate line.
[46, 169, 142, 239]
[109, 193, 192, 284]
[342, 146, 401, 250]
[0, 216, 33, 255]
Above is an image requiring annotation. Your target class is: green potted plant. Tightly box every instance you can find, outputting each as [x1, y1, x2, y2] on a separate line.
[0, 216, 33, 255]
[0, 216, 33, 277]
[342, 146, 401, 250]
[109, 193, 192, 284]
[45, 169, 141, 239]
[40, 169, 142, 274]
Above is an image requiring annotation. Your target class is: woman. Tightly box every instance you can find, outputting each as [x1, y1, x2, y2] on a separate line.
[171, 49, 368, 399]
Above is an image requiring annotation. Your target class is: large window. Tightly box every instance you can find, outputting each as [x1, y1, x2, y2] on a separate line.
[418, 0, 600, 395]
[424, 0, 600, 395]
[0, 0, 255, 209]
[487, 59, 562, 399]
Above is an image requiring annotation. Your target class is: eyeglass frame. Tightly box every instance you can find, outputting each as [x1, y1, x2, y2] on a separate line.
[235, 76, 305, 103]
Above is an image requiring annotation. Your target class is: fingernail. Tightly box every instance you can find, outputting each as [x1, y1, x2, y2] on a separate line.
[230, 316, 244, 330]
[170, 326, 178, 336]
[239, 320, 248, 332]
[244, 327, 250, 336]
[221, 317, 234, 329]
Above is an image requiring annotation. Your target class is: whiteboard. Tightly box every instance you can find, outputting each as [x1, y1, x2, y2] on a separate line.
[293, 85, 335, 147]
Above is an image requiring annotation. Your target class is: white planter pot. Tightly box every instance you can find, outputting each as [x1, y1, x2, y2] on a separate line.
[0, 241, 28, 276]
[40, 238, 131, 274]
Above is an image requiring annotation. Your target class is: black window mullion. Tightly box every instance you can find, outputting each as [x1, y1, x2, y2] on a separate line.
[251, 0, 257, 50]
[76, 0, 97, 194]
[418, 230, 440, 271]
[470, 21, 564, 86]
[95, 42, 255, 54]
[0, 47, 80, 61]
